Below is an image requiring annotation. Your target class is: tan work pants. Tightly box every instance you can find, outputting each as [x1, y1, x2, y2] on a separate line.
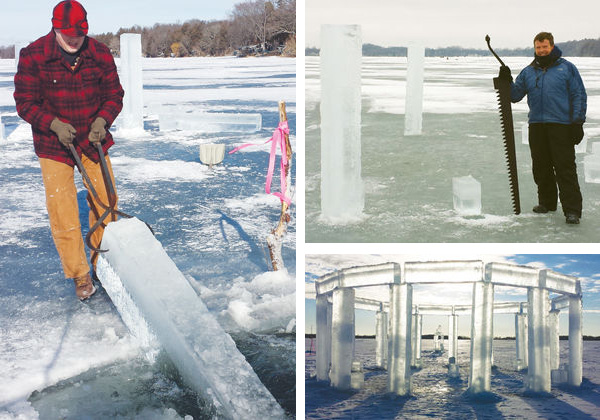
[39, 154, 118, 279]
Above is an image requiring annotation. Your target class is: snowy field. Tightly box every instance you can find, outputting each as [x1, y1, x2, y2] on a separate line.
[0, 56, 296, 418]
[305, 56, 600, 242]
[305, 338, 600, 419]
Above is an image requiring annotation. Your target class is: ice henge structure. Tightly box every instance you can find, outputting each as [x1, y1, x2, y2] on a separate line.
[313, 260, 583, 395]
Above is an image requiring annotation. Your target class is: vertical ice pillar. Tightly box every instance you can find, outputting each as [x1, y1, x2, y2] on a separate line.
[320, 24, 364, 221]
[375, 306, 388, 369]
[416, 314, 422, 363]
[527, 271, 551, 393]
[404, 44, 425, 136]
[549, 310, 560, 370]
[448, 313, 458, 362]
[568, 296, 583, 386]
[468, 275, 494, 394]
[316, 294, 332, 381]
[411, 311, 422, 368]
[120, 33, 144, 132]
[330, 288, 355, 390]
[515, 307, 528, 370]
[388, 283, 413, 396]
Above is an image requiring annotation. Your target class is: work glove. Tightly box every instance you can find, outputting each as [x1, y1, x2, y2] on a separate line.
[50, 117, 76, 147]
[89, 117, 107, 143]
[571, 123, 584, 145]
[498, 65, 512, 82]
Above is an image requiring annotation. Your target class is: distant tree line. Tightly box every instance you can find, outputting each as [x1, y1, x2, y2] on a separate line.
[0, 0, 295, 58]
[306, 38, 600, 57]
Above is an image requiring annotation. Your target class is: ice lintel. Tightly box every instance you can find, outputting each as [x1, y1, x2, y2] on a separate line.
[542, 270, 581, 296]
[404, 260, 484, 284]
[551, 295, 571, 311]
[315, 271, 341, 295]
[341, 262, 401, 288]
[486, 262, 540, 288]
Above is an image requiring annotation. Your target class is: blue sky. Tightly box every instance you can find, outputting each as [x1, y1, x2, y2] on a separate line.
[305, 254, 600, 337]
[1, 0, 240, 45]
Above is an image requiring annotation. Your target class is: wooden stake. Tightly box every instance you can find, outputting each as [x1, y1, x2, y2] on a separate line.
[267, 101, 292, 271]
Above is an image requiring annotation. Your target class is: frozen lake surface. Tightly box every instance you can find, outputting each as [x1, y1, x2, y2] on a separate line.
[0, 56, 296, 419]
[305, 338, 600, 419]
[306, 56, 600, 242]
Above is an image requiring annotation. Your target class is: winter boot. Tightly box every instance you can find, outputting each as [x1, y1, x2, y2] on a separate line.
[73, 273, 97, 301]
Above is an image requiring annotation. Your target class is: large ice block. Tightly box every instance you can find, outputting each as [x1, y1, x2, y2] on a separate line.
[584, 154, 600, 183]
[388, 283, 412, 396]
[119, 34, 144, 132]
[315, 294, 332, 381]
[468, 280, 493, 394]
[527, 285, 550, 393]
[404, 44, 425, 136]
[452, 175, 481, 215]
[160, 112, 262, 133]
[320, 24, 364, 222]
[330, 288, 355, 390]
[97, 218, 284, 419]
[568, 296, 583, 386]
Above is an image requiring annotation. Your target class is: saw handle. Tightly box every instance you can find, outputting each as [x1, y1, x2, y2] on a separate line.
[485, 35, 506, 67]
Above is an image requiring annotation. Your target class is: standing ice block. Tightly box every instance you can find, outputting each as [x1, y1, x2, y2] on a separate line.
[120, 33, 144, 132]
[404, 44, 425, 136]
[584, 154, 600, 183]
[452, 175, 481, 215]
[521, 122, 528, 145]
[320, 24, 364, 222]
[97, 218, 284, 419]
[330, 288, 355, 390]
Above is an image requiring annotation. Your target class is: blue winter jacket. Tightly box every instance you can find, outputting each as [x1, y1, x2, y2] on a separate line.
[510, 46, 587, 124]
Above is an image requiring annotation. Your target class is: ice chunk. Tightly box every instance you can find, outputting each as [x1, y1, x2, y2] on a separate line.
[521, 122, 528, 145]
[159, 112, 261, 132]
[119, 34, 144, 133]
[452, 175, 481, 215]
[199, 144, 226, 166]
[584, 154, 600, 183]
[97, 218, 284, 419]
[320, 24, 364, 222]
[404, 44, 425, 136]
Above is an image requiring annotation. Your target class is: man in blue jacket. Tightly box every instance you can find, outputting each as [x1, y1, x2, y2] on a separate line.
[500, 32, 586, 224]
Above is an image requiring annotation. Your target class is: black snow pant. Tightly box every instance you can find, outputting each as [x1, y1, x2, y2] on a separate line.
[528, 123, 582, 217]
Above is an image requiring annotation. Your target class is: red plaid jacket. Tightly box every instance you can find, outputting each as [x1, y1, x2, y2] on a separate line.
[14, 31, 124, 166]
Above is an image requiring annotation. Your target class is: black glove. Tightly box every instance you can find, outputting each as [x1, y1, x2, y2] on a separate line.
[89, 117, 107, 143]
[498, 65, 512, 82]
[50, 117, 76, 147]
[571, 123, 584, 145]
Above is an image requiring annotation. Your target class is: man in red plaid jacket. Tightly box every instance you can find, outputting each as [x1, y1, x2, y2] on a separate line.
[14, 0, 124, 301]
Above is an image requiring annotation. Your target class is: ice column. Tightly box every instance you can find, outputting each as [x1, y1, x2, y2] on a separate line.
[527, 271, 551, 393]
[448, 313, 458, 362]
[330, 288, 355, 390]
[411, 312, 422, 368]
[320, 24, 364, 222]
[388, 283, 413, 396]
[515, 306, 528, 370]
[375, 306, 388, 369]
[549, 310, 560, 370]
[120, 33, 144, 132]
[316, 294, 332, 381]
[568, 296, 583, 386]
[468, 277, 494, 394]
[404, 44, 425, 136]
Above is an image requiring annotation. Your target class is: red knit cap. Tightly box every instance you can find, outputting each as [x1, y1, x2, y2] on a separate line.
[52, 1, 88, 37]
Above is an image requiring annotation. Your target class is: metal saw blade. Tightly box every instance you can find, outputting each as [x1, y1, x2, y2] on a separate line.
[493, 76, 521, 215]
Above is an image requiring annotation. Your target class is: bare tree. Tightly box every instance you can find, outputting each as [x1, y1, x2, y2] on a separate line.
[231, 0, 276, 49]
